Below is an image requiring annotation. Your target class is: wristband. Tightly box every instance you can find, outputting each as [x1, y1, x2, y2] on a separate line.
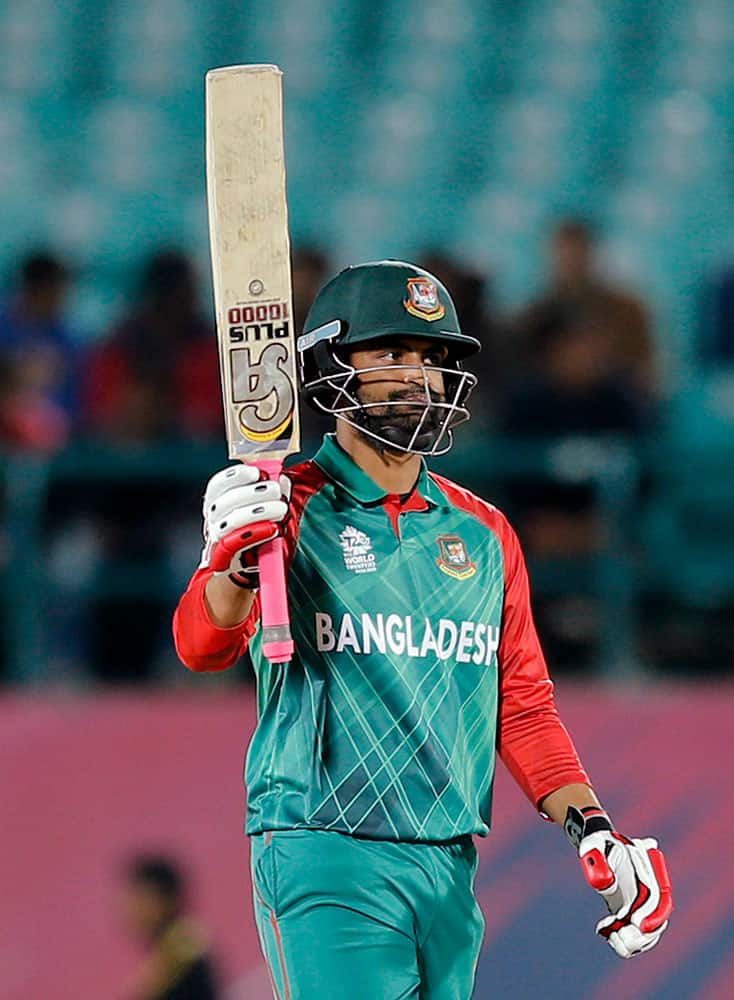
[564, 804, 613, 849]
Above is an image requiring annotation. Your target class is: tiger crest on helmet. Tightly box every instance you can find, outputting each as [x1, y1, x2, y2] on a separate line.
[403, 277, 446, 321]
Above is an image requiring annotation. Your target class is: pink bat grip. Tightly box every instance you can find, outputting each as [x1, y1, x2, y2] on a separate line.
[256, 460, 293, 663]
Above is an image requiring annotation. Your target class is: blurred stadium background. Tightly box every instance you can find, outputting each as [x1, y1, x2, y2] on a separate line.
[1, 0, 733, 997]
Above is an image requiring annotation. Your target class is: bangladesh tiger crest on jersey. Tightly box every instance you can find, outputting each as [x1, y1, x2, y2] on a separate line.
[436, 534, 476, 580]
[403, 277, 446, 321]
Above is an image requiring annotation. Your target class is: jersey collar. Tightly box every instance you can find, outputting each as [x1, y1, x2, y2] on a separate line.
[313, 434, 448, 508]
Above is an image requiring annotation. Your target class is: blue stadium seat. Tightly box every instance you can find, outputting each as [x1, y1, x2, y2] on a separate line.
[65, 273, 127, 339]
[0, 101, 51, 267]
[457, 187, 546, 306]
[654, 0, 734, 112]
[75, 99, 181, 195]
[0, 0, 69, 96]
[626, 92, 721, 178]
[44, 190, 111, 268]
[327, 189, 416, 265]
[488, 96, 580, 191]
[642, 373, 734, 606]
[106, 0, 206, 98]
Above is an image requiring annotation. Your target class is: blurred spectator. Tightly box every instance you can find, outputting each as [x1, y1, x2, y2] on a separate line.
[0, 355, 69, 452]
[497, 310, 646, 559]
[0, 250, 80, 449]
[60, 250, 221, 681]
[707, 264, 734, 363]
[120, 854, 220, 1000]
[497, 308, 649, 672]
[498, 312, 648, 440]
[292, 246, 332, 442]
[501, 220, 653, 557]
[418, 251, 494, 347]
[292, 245, 330, 336]
[514, 219, 658, 406]
[84, 249, 221, 444]
[418, 251, 496, 425]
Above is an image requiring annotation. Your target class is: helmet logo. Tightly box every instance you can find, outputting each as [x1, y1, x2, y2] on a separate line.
[403, 277, 446, 321]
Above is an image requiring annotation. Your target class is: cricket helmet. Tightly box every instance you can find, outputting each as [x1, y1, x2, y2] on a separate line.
[297, 260, 480, 455]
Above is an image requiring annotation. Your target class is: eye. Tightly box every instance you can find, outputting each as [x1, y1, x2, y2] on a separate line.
[425, 350, 446, 366]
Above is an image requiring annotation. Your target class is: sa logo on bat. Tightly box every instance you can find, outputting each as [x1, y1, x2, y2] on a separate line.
[227, 299, 296, 444]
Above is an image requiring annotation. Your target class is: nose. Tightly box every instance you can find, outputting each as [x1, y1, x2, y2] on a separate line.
[402, 353, 424, 382]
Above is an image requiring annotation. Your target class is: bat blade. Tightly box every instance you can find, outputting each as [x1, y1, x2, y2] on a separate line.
[206, 64, 301, 462]
[206, 64, 300, 663]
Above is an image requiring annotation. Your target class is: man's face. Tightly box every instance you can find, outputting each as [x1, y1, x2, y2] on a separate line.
[348, 336, 447, 404]
[120, 882, 173, 943]
[345, 336, 449, 452]
[552, 230, 593, 286]
[24, 277, 68, 319]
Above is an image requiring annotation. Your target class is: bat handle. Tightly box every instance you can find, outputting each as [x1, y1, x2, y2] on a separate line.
[255, 460, 293, 663]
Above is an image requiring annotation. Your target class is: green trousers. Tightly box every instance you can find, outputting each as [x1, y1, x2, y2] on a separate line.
[250, 829, 484, 1000]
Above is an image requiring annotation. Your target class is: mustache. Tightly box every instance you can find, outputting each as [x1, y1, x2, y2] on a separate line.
[386, 386, 446, 404]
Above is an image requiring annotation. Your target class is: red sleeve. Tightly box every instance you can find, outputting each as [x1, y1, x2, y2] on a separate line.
[493, 514, 590, 810]
[429, 474, 591, 810]
[172, 567, 260, 672]
[172, 459, 328, 673]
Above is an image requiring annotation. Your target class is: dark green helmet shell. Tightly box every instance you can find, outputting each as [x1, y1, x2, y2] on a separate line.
[300, 259, 481, 359]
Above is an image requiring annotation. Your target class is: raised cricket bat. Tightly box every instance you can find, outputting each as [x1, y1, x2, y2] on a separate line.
[206, 64, 300, 663]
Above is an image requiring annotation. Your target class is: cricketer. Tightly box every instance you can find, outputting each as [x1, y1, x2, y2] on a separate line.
[173, 260, 672, 998]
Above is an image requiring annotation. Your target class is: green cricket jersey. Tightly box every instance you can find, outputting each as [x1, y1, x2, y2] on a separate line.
[174, 434, 588, 842]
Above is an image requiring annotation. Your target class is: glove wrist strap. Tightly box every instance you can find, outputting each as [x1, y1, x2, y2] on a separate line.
[564, 804, 613, 849]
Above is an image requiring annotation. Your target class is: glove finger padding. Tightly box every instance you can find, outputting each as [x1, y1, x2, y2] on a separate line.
[605, 920, 670, 960]
[580, 832, 673, 959]
[209, 496, 288, 542]
[208, 480, 284, 525]
[209, 520, 279, 573]
[204, 465, 291, 510]
[203, 464, 261, 509]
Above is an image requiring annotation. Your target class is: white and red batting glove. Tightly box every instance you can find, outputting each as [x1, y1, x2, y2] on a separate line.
[200, 465, 291, 590]
[565, 805, 673, 959]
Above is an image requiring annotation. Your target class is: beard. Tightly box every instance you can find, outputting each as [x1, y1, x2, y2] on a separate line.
[350, 386, 447, 454]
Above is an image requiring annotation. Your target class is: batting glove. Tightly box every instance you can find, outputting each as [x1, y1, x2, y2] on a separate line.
[565, 805, 673, 960]
[200, 464, 291, 589]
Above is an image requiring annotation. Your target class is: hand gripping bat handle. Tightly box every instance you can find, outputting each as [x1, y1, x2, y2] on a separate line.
[255, 460, 293, 663]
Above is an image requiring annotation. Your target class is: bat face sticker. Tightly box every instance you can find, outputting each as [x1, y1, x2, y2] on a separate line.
[231, 341, 295, 442]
